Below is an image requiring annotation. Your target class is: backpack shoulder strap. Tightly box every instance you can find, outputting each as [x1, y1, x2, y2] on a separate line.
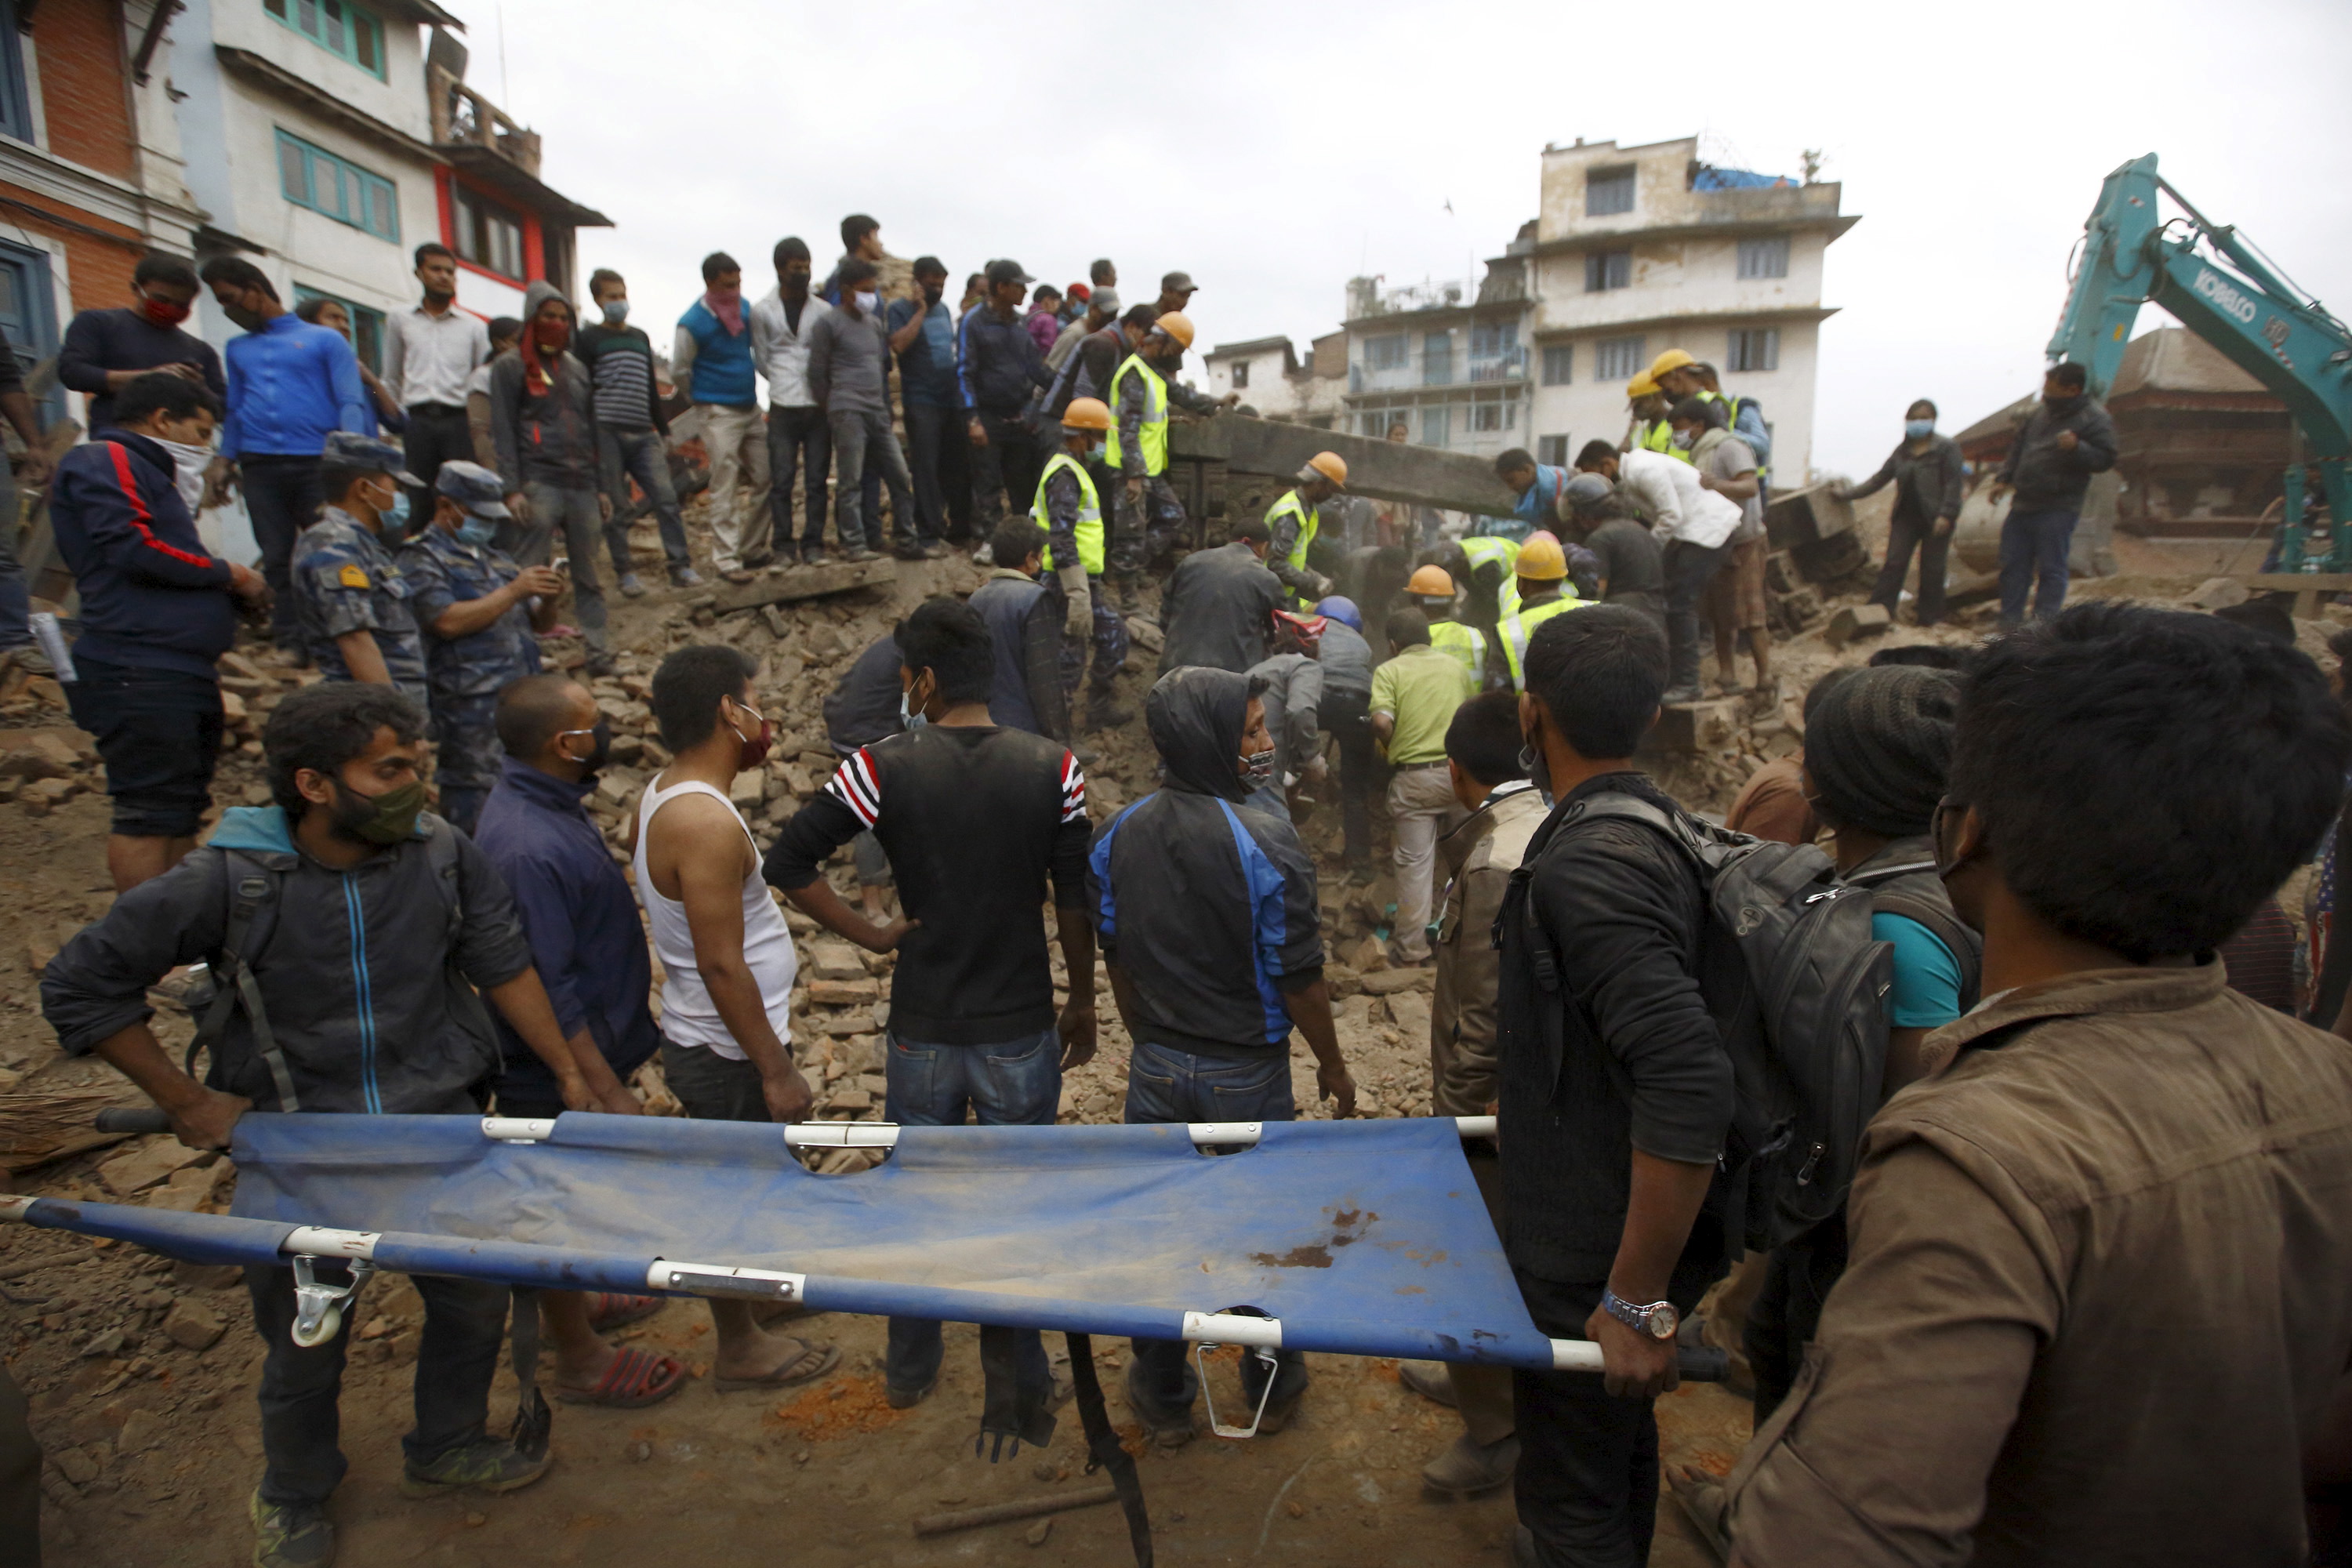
[191, 849, 300, 1112]
[1869, 886, 1984, 1013]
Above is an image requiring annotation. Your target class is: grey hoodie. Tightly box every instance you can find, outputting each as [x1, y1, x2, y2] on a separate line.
[490, 279, 597, 489]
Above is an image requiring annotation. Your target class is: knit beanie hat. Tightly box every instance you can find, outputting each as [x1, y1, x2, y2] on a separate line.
[1803, 666, 1959, 837]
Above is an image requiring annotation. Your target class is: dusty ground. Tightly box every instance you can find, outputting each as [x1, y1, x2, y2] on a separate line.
[2, 482, 2289, 1566]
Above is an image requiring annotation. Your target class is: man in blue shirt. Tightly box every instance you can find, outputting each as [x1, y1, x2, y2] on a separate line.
[474, 673, 688, 1412]
[890, 256, 972, 548]
[674, 252, 770, 579]
[1494, 448, 1567, 539]
[198, 256, 372, 656]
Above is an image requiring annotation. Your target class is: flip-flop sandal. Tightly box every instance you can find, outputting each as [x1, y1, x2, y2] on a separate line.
[554, 1345, 689, 1409]
[713, 1338, 840, 1394]
[585, 1293, 665, 1334]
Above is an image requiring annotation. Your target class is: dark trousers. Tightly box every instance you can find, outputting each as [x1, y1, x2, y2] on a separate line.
[62, 658, 223, 838]
[970, 412, 1041, 529]
[765, 405, 833, 550]
[829, 408, 916, 551]
[1326, 694, 1377, 871]
[1868, 510, 1951, 626]
[0, 1369, 37, 1568]
[883, 1029, 1061, 1400]
[401, 404, 475, 496]
[245, 1261, 510, 1506]
[1123, 1042, 1309, 1413]
[1512, 1249, 1721, 1567]
[1744, 1214, 1848, 1425]
[1051, 577, 1128, 702]
[1111, 474, 1189, 581]
[1998, 505, 2078, 626]
[597, 426, 691, 573]
[904, 402, 972, 543]
[1661, 538, 1730, 691]
[240, 455, 324, 649]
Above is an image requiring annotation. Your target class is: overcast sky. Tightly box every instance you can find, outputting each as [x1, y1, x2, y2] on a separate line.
[463, 0, 2352, 479]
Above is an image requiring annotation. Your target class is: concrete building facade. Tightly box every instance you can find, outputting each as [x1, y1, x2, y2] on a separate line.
[1202, 330, 1346, 428]
[1523, 136, 1852, 483]
[0, 0, 207, 425]
[1339, 262, 1534, 466]
[162, 0, 605, 372]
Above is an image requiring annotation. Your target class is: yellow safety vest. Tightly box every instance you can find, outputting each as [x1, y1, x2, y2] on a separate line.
[1641, 419, 1690, 465]
[1499, 597, 1581, 691]
[1428, 619, 1486, 681]
[1461, 536, 1522, 619]
[1268, 489, 1319, 602]
[1105, 355, 1168, 477]
[1032, 452, 1104, 575]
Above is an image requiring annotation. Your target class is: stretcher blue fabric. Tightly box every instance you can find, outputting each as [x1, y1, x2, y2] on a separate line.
[31, 1113, 1558, 1367]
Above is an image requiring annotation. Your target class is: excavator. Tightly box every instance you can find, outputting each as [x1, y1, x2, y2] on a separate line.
[2048, 152, 2352, 572]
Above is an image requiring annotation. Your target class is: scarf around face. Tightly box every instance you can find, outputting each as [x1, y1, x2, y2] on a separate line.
[704, 286, 746, 336]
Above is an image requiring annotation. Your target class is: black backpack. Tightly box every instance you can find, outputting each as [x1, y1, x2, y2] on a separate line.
[1519, 794, 1893, 1252]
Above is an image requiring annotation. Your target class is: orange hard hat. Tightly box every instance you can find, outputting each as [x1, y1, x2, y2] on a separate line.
[1062, 396, 1112, 432]
[1515, 535, 1569, 582]
[1626, 372, 1661, 399]
[1303, 451, 1348, 488]
[1152, 310, 1196, 351]
[1406, 564, 1457, 597]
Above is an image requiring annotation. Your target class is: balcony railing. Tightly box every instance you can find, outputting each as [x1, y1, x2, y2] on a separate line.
[428, 63, 542, 175]
[1468, 348, 1527, 383]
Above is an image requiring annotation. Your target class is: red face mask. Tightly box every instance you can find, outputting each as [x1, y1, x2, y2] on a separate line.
[728, 706, 773, 772]
[532, 318, 571, 354]
[139, 292, 192, 328]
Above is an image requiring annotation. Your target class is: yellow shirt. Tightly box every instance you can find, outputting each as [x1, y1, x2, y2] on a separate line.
[1370, 642, 1476, 767]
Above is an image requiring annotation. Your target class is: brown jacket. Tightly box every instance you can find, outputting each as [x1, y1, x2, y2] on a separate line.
[1727, 960, 2352, 1566]
[1430, 781, 1545, 1116]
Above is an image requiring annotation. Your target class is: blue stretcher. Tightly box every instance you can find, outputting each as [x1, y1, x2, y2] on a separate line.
[4, 1112, 1715, 1399]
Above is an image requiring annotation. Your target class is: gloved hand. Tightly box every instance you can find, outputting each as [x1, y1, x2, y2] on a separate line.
[1303, 570, 1335, 601]
[1058, 564, 1093, 640]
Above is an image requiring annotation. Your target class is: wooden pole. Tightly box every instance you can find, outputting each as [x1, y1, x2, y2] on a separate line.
[910, 1485, 1120, 1538]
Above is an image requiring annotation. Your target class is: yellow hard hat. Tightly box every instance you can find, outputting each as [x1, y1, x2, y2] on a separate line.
[1406, 564, 1456, 597]
[1647, 348, 1697, 379]
[1304, 452, 1348, 488]
[1062, 396, 1112, 432]
[1516, 535, 1569, 582]
[1152, 310, 1196, 351]
[1626, 372, 1661, 399]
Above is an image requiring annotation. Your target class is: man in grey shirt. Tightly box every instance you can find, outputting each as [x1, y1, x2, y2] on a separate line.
[809, 258, 924, 561]
[1244, 613, 1325, 822]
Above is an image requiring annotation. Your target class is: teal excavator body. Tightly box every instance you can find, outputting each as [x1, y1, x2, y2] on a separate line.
[2047, 153, 2352, 569]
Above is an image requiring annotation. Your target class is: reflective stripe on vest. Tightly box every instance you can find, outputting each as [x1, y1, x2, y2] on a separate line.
[1428, 619, 1486, 681]
[1500, 597, 1581, 691]
[1033, 452, 1105, 575]
[1105, 355, 1168, 476]
[1269, 490, 1319, 598]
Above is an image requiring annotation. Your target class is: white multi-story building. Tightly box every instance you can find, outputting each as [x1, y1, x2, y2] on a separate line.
[1340, 261, 1534, 465]
[1523, 136, 1852, 481]
[162, 1, 606, 372]
[1201, 331, 1347, 427]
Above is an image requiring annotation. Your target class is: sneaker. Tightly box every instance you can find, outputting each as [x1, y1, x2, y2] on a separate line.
[921, 540, 951, 560]
[840, 546, 876, 564]
[1397, 1359, 1457, 1408]
[617, 572, 647, 598]
[670, 566, 705, 588]
[397, 1436, 551, 1500]
[801, 546, 830, 568]
[969, 542, 995, 567]
[742, 549, 775, 572]
[1123, 1361, 1194, 1451]
[1660, 682, 1705, 706]
[1421, 1432, 1519, 1500]
[884, 1376, 938, 1410]
[890, 542, 928, 563]
[251, 1490, 336, 1568]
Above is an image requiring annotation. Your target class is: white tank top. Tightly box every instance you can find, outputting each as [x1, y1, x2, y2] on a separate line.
[633, 775, 798, 1060]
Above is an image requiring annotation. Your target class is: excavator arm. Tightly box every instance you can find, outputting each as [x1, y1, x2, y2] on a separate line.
[2047, 153, 2352, 564]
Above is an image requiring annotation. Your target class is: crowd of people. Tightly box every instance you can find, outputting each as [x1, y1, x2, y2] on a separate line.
[6, 229, 2350, 1568]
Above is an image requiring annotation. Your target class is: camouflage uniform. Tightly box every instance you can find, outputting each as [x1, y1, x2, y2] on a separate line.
[290, 506, 430, 713]
[398, 525, 543, 834]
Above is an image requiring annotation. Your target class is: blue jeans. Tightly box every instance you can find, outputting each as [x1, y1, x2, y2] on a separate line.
[883, 1027, 1061, 1400]
[765, 405, 833, 551]
[1123, 1041, 1309, 1414]
[1998, 505, 2078, 626]
[597, 426, 691, 573]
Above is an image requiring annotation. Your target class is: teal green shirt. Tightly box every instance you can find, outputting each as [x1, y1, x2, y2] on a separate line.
[1875, 912, 1965, 1029]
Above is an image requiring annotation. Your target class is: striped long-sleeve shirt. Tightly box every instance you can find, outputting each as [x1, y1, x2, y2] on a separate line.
[761, 724, 1091, 1044]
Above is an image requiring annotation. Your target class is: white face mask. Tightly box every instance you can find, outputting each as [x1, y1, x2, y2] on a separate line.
[855, 291, 880, 314]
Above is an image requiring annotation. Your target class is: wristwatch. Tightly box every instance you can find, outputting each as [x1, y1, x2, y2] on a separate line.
[1600, 1289, 1679, 1341]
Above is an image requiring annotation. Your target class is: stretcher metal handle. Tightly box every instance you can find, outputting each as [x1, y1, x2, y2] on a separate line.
[1550, 1340, 1730, 1381]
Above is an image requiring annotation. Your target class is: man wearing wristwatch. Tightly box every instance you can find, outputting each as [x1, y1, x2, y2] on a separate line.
[1494, 604, 1734, 1566]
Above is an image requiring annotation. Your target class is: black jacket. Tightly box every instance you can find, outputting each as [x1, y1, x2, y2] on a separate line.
[1087, 668, 1324, 1057]
[1496, 771, 1735, 1285]
[1995, 394, 2118, 511]
[1157, 540, 1283, 676]
[968, 571, 1069, 740]
[50, 430, 237, 678]
[1846, 434, 1965, 527]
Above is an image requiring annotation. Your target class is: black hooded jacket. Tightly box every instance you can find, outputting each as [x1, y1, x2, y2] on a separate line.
[1087, 668, 1324, 1057]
